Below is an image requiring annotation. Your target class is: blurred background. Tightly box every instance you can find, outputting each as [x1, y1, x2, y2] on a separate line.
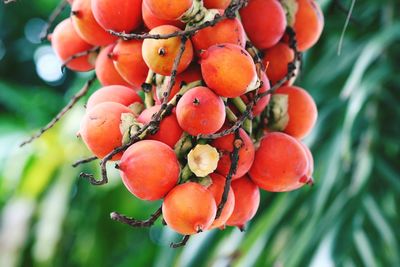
[0, 0, 399, 266]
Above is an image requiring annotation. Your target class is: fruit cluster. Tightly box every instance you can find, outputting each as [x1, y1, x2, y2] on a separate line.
[47, 0, 323, 245]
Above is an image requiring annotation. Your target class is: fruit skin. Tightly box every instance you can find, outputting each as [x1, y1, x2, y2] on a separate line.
[293, 0, 324, 51]
[249, 132, 309, 192]
[207, 173, 235, 229]
[119, 140, 180, 201]
[79, 102, 134, 160]
[142, 25, 194, 76]
[226, 176, 260, 228]
[144, 0, 193, 20]
[176, 86, 225, 136]
[212, 128, 255, 180]
[191, 14, 246, 53]
[86, 85, 142, 110]
[71, 0, 117, 46]
[272, 86, 317, 139]
[200, 43, 257, 98]
[299, 142, 314, 184]
[91, 0, 142, 32]
[203, 0, 230, 9]
[142, 2, 184, 30]
[112, 39, 149, 89]
[155, 63, 202, 103]
[163, 182, 217, 235]
[51, 19, 94, 72]
[137, 105, 183, 148]
[263, 42, 295, 85]
[240, 0, 287, 49]
[95, 44, 132, 87]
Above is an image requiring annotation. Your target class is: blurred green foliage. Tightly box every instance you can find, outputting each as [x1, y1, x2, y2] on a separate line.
[0, 0, 399, 267]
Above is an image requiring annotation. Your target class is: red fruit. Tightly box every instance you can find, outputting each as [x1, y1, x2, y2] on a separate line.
[155, 64, 202, 103]
[112, 39, 149, 89]
[86, 85, 142, 110]
[95, 44, 132, 87]
[79, 102, 134, 160]
[51, 19, 94, 72]
[163, 182, 217, 234]
[292, 0, 324, 51]
[299, 142, 314, 184]
[142, 25, 194, 76]
[191, 14, 246, 53]
[203, 0, 230, 9]
[241, 72, 271, 116]
[200, 43, 257, 98]
[91, 0, 142, 32]
[142, 2, 184, 30]
[137, 105, 183, 148]
[207, 173, 235, 229]
[240, 0, 287, 49]
[71, 0, 117, 46]
[212, 128, 255, 180]
[119, 140, 180, 201]
[269, 86, 317, 139]
[176, 86, 225, 136]
[249, 132, 309, 192]
[263, 42, 295, 85]
[226, 176, 260, 228]
[144, 0, 193, 20]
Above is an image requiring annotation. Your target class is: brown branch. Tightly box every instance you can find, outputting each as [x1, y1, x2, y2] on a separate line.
[170, 235, 191, 248]
[80, 38, 188, 186]
[72, 156, 97, 168]
[108, 0, 248, 40]
[40, 0, 69, 41]
[61, 46, 100, 71]
[20, 74, 97, 147]
[110, 207, 162, 228]
[215, 129, 242, 219]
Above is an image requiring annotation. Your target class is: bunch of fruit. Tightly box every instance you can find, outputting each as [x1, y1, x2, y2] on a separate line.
[48, 0, 324, 244]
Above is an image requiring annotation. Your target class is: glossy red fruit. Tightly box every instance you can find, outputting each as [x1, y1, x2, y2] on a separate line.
[191, 13, 246, 53]
[119, 140, 180, 201]
[292, 0, 324, 51]
[95, 44, 132, 87]
[155, 64, 202, 103]
[212, 128, 255, 180]
[240, 0, 287, 49]
[79, 102, 134, 160]
[112, 39, 149, 89]
[207, 173, 235, 229]
[263, 42, 295, 85]
[299, 142, 314, 184]
[51, 19, 94, 72]
[226, 176, 260, 228]
[137, 105, 183, 148]
[203, 0, 230, 9]
[86, 85, 142, 110]
[91, 0, 142, 32]
[163, 182, 217, 235]
[71, 0, 117, 46]
[249, 132, 309, 192]
[176, 86, 225, 136]
[142, 2, 184, 30]
[142, 25, 194, 76]
[200, 43, 257, 98]
[269, 86, 317, 139]
[144, 0, 193, 20]
[241, 72, 271, 116]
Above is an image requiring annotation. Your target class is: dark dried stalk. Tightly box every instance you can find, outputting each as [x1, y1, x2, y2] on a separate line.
[61, 46, 100, 70]
[20, 74, 97, 147]
[108, 0, 248, 40]
[40, 0, 69, 41]
[72, 156, 97, 168]
[110, 207, 162, 228]
[170, 235, 191, 249]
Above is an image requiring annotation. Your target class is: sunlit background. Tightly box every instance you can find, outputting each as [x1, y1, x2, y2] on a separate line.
[0, 0, 399, 266]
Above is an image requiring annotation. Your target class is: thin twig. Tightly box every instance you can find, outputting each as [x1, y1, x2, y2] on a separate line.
[72, 156, 98, 168]
[40, 0, 69, 41]
[62, 46, 100, 70]
[170, 235, 191, 248]
[110, 207, 162, 228]
[20, 74, 97, 147]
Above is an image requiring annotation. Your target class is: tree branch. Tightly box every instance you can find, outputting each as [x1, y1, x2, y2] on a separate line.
[170, 235, 191, 248]
[110, 207, 162, 228]
[61, 46, 100, 71]
[72, 156, 97, 168]
[40, 0, 69, 41]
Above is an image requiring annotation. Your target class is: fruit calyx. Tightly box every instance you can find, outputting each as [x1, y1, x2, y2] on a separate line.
[267, 94, 289, 131]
